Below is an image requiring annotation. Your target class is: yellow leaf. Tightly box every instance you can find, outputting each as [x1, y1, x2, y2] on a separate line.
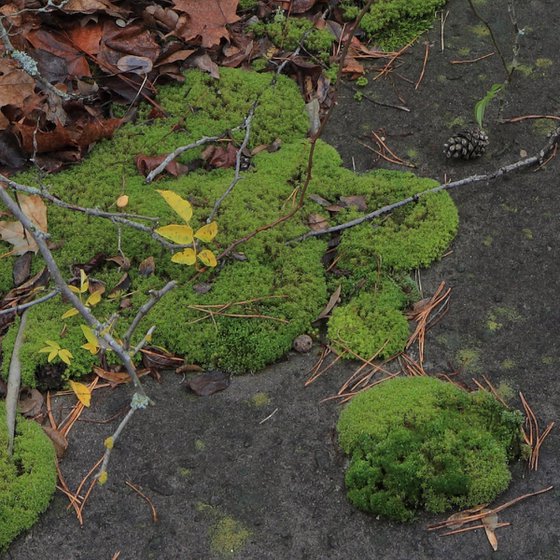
[47, 349, 58, 362]
[195, 221, 218, 242]
[61, 307, 79, 319]
[58, 349, 73, 365]
[98, 471, 108, 485]
[81, 325, 100, 355]
[86, 290, 103, 307]
[171, 248, 196, 265]
[39, 340, 60, 353]
[198, 249, 218, 268]
[80, 269, 89, 293]
[157, 190, 193, 223]
[69, 380, 91, 407]
[155, 224, 194, 244]
[68, 285, 81, 294]
[104, 437, 114, 449]
[116, 194, 129, 208]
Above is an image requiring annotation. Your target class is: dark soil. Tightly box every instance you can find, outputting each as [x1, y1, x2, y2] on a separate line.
[5, 0, 560, 558]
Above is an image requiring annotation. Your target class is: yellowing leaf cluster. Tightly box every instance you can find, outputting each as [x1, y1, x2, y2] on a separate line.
[38, 340, 73, 365]
[154, 190, 218, 268]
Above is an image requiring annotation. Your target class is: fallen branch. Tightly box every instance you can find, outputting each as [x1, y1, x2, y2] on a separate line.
[0, 289, 58, 317]
[289, 126, 560, 243]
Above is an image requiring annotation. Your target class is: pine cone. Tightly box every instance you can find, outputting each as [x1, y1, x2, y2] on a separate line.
[443, 127, 489, 160]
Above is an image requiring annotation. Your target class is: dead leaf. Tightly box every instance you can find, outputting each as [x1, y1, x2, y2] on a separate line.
[193, 282, 212, 294]
[307, 213, 329, 232]
[406, 297, 432, 319]
[191, 53, 220, 79]
[0, 59, 37, 114]
[116, 55, 153, 75]
[481, 511, 499, 551]
[18, 388, 44, 418]
[138, 256, 155, 276]
[135, 154, 189, 178]
[314, 285, 342, 321]
[141, 346, 184, 369]
[173, 0, 240, 48]
[185, 370, 230, 396]
[0, 194, 48, 255]
[106, 255, 131, 270]
[108, 272, 131, 298]
[94, 365, 131, 386]
[42, 425, 68, 458]
[201, 143, 237, 169]
[308, 194, 331, 207]
[339, 195, 367, 211]
[176, 363, 204, 374]
[12, 252, 33, 287]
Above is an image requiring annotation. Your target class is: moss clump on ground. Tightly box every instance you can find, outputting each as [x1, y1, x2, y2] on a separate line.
[0, 402, 57, 551]
[1, 67, 458, 383]
[341, 0, 447, 50]
[337, 377, 523, 522]
[328, 279, 410, 359]
[210, 516, 251, 556]
[251, 13, 335, 62]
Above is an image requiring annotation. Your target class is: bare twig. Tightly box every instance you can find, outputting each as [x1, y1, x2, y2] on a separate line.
[98, 407, 136, 482]
[5, 310, 28, 456]
[125, 480, 158, 522]
[450, 52, 495, 64]
[415, 42, 430, 90]
[289, 127, 560, 243]
[122, 281, 177, 350]
[207, 103, 257, 222]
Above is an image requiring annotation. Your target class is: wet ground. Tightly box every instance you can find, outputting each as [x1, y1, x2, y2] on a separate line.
[4, 0, 560, 558]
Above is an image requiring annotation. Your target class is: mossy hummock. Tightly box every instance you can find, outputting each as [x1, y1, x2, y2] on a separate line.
[1, 67, 457, 385]
[0, 402, 57, 551]
[337, 377, 524, 522]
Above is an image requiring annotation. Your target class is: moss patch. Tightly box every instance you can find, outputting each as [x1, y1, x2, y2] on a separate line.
[210, 516, 251, 556]
[341, 0, 447, 51]
[337, 377, 523, 521]
[1, 67, 458, 383]
[0, 402, 57, 551]
[249, 392, 270, 408]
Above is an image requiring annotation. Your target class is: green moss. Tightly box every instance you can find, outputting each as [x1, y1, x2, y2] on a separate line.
[510, 63, 534, 77]
[195, 439, 206, 451]
[249, 392, 270, 407]
[532, 118, 558, 137]
[542, 356, 556, 365]
[535, 58, 553, 69]
[470, 24, 490, 38]
[337, 377, 523, 521]
[456, 348, 481, 373]
[1, 68, 458, 383]
[0, 402, 57, 551]
[482, 235, 493, 247]
[238, 0, 258, 10]
[210, 516, 251, 556]
[251, 13, 335, 61]
[457, 47, 471, 57]
[341, 0, 446, 51]
[500, 359, 515, 370]
[328, 279, 409, 360]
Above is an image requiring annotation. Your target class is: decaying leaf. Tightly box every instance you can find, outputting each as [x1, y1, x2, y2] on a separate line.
[139, 256, 155, 276]
[94, 366, 131, 385]
[339, 195, 368, 211]
[42, 425, 68, 458]
[18, 388, 44, 418]
[172, 0, 240, 48]
[0, 195, 48, 255]
[314, 284, 342, 322]
[201, 143, 238, 169]
[481, 511, 499, 551]
[185, 370, 230, 396]
[141, 346, 184, 369]
[307, 213, 329, 232]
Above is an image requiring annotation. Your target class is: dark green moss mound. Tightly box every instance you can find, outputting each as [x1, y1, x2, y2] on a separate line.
[337, 377, 524, 522]
[0, 402, 57, 551]
[328, 279, 410, 359]
[341, 0, 446, 51]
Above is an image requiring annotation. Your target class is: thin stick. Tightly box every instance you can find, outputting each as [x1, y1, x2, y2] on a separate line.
[56, 462, 82, 524]
[289, 127, 560, 243]
[427, 486, 554, 531]
[125, 481, 158, 523]
[415, 42, 430, 90]
[71, 456, 104, 512]
[259, 408, 279, 425]
[440, 10, 449, 52]
[450, 52, 495, 64]
[0, 289, 59, 317]
[501, 114, 560, 123]
[440, 521, 511, 537]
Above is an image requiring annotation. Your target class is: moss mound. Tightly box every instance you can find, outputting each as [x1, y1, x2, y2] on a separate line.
[0, 402, 57, 551]
[341, 0, 447, 51]
[337, 377, 524, 522]
[328, 279, 410, 359]
[1, 68, 458, 384]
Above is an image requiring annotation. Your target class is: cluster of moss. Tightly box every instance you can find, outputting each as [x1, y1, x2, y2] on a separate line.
[341, 0, 447, 50]
[1, 67, 457, 385]
[0, 402, 57, 550]
[251, 12, 335, 62]
[337, 377, 524, 521]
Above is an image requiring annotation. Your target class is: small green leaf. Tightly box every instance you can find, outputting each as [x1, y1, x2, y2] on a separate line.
[474, 83, 504, 128]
